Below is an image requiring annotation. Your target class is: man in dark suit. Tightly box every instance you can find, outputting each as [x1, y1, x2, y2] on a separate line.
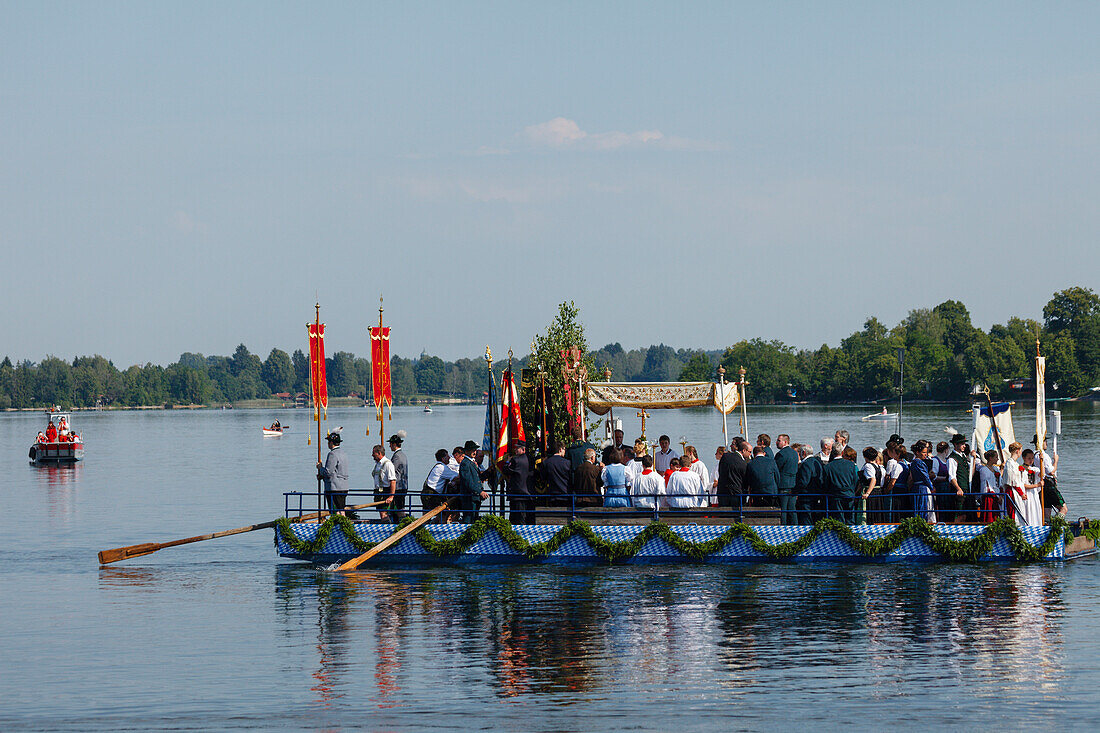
[541, 441, 572, 508]
[499, 440, 533, 525]
[795, 443, 826, 524]
[716, 436, 750, 509]
[774, 434, 799, 524]
[602, 428, 626, 465]
[745, 445, 780, 508]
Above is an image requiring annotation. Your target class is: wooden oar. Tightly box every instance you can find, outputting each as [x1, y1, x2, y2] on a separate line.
[97, 500, 386, 565]
[337, 499, 452, 571]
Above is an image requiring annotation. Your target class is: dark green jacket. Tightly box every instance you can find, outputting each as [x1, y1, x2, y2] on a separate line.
[565, 440, 596, 472]
[774, 446, 798, 490]
[795, 455, 825, 495]
[745, 455, 780, 496]
[824, 458, 859, 498]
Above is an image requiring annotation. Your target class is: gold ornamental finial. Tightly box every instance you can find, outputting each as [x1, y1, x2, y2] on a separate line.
[485, 345, 492, 363]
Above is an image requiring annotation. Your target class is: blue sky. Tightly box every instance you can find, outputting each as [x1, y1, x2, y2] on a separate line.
[3, 2, 1097, 366]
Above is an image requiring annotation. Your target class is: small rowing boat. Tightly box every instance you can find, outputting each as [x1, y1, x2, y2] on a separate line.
[262, 422, 287, 437]
[862, 409, 898, 421]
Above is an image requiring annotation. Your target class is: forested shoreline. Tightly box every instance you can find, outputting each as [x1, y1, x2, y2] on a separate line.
[3, 287, 1098, 410]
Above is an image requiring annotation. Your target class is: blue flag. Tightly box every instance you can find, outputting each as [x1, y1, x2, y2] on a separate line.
[482, 370, 497, 453]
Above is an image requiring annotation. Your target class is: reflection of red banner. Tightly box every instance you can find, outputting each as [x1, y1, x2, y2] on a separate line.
[370, 326, 392, 419]
[307, 323, 328, 420]
[496, 369, 526, 462]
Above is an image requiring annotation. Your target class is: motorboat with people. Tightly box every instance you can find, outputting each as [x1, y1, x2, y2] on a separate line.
[29, 412, 84, 464]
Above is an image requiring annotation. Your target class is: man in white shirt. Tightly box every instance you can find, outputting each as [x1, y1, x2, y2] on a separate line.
[654, 434, 680, 474]
[818, 437, 834, 462]
[372, 444, 398, 522]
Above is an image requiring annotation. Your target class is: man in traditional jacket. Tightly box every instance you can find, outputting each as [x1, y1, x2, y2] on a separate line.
[565, 426, 597, 473]
[388, 432, 409, 521]
[458, 440, 488, 523]
[500, 440, 533, 525]
[317, 428, 351, 517]
[795, 443, 825, 524]
[774, 434, 799, 524]
[946, 434, 971, 522]
[823, 446, 860, 523]
[716, 437, 749, 508]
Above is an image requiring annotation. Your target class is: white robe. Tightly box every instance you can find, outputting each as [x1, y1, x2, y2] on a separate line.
[689, 460, 710, 507]
[632, 470, 665, 509]
[666, 470, 703, 509]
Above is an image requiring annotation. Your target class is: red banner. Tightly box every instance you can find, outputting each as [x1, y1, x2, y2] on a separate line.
[370, 326, 392, 419]
[496, 368, 526, 462]
[307, 322, 328, 420]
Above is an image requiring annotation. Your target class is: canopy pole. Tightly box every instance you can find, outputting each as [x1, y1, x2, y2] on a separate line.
[718, 365, 728, 447]
[738, 366, 748, 437]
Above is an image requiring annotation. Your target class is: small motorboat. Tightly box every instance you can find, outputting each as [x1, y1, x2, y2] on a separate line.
[29, 412, 84, 464]
[423, 405, 433, 413]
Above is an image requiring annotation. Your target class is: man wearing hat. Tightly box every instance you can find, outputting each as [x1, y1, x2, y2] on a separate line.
[459, 439, 488, 523]
[499, 439, 533, 525]
[317, 428, 352, 518]
[388, 431, 409, 521]
[947, 434, 973, 522]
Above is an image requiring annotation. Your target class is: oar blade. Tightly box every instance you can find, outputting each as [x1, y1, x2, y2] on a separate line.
[98, 543, 159, 565]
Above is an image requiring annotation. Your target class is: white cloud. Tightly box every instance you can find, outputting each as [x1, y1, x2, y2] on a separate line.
[521, 117, 718, 151]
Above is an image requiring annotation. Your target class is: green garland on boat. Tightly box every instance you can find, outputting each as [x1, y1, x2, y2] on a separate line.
[274, 514, 1072, 563]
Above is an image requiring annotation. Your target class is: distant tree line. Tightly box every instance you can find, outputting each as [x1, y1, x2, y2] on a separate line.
[2, 287, 1098, 409]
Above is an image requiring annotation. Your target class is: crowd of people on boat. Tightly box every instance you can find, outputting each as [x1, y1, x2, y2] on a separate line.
[314, 423, 1067, 528]
[36, 417, 80, 444]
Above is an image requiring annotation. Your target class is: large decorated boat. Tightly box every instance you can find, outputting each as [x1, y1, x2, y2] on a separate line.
[274, 498, 1096, 566]
[29, 412, 84, 464]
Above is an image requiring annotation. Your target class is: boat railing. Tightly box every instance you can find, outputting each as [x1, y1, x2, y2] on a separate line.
[283, 488, 1012, 526]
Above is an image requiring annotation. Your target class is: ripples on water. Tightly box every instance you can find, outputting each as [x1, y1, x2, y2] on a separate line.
[2, 406, 1099, 730]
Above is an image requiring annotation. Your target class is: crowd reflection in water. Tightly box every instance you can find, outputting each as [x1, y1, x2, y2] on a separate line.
[273, 564, 1065, 708]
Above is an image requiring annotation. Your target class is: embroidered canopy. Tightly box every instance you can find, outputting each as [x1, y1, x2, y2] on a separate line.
[585, 382, 740, 415]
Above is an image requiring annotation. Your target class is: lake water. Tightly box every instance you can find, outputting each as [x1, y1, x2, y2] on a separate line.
[2, 403, 1098, 730]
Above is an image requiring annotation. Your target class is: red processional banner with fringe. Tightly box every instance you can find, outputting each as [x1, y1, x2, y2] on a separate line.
[307, 322, 328, 420]
[496, 368, 526, 462]
[370, 326, 392, 419]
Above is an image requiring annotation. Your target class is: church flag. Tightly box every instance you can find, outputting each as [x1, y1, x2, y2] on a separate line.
[307, 322, 328, 420]
[1036, 355, 1047, 449]
[496, 368, 526, 462]
[370, 326, 392, 420]
[482, 371, 498, 454]
[972, 401, 1016, 456]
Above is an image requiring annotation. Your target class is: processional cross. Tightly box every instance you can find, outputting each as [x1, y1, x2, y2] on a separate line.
[561, 346, 587, 438]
